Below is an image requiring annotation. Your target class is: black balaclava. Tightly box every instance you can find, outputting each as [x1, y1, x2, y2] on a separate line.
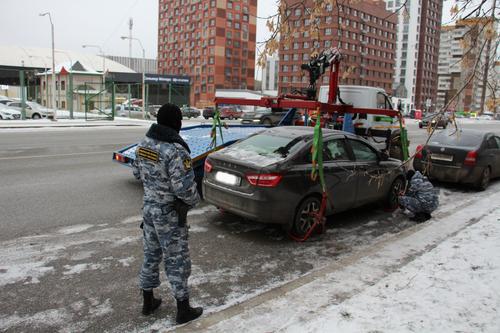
[156, 103, 182, 132]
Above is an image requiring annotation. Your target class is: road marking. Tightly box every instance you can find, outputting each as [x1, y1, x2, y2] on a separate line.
[0, 151, 111, 161]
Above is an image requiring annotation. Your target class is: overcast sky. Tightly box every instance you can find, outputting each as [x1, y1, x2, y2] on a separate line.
[0, 0, 453, 60]
[0, 0, 278, 59]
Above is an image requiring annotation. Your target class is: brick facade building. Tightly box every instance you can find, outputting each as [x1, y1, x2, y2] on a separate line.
[157, 0, 257, 108]
[278, 0, 397, 96]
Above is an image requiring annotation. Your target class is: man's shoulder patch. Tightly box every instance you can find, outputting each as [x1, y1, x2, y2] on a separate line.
[137, 147, 159, 162]
[183, 158, 192, 170]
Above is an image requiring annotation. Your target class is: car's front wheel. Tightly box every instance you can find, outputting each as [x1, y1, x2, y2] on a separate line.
[32, 113, 41, 119]
[385, 177, 405, 210]
[292, 196, 321, 238]
[204, 116, 209, 119]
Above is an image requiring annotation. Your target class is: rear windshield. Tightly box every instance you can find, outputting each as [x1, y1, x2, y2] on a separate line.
[218, 133, 304, 166]
[430, 131, 483, 148]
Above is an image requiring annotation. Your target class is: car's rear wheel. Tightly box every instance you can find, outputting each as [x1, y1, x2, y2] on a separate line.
[477, 167, 491, 191]
[292, 196, 321, 238]
[0, 115, 3, 120]
[204, 116, 209, 119]
[32, 113, 41, 119]
[385, 177, 405, 210]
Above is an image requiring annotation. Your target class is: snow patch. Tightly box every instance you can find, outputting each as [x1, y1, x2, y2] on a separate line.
[0, 308, 71, 331]
[57, 224, 94, 235]
[118, 257, 135, 267]
[188, 205, 218, 216]
[88, 298, 113, 317]
[189, 225, 209, 233]
[63, 263, 104, 276]
[218, 146, 284, 167]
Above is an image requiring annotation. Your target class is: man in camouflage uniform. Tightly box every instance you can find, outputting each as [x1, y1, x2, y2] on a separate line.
[399, 170, 439, 222]
[132, 103, 203, 324]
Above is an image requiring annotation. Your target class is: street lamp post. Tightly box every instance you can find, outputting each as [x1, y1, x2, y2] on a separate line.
[39, 12, 57, 121]
[121, 36, 146, 119]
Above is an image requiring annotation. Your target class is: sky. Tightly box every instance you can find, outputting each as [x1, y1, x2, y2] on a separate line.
[0, 0, 454, 61]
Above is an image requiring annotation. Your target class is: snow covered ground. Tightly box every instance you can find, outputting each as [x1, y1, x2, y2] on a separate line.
[177, 185, 500, 333]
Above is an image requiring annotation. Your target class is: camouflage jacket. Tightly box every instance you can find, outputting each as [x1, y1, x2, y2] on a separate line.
[132, 124, 200, 208]
[406, 171, 439, 210]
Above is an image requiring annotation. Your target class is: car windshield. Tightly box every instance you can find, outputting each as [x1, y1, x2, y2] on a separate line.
[218, 133, 304, 166]
[430, 130, 483, 148]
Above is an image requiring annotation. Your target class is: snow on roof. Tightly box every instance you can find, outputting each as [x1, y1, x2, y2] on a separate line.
[36, 61, 101, 75]
[0, 45, 135, 73]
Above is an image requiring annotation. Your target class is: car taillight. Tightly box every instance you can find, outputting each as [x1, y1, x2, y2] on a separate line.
[204, 159, 213, 173]
[246, 173, 282, 187]
[464, 150, 477, 166]
[415, 144, 424, 159]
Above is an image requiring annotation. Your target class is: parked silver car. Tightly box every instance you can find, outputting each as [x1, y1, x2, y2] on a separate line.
[0, 104, 22, 120]
[7, 101, 55, 119]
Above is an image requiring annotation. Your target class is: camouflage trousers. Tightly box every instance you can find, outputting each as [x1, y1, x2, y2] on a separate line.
[139, 203, 191, 301]
[399, 195, 438, 215]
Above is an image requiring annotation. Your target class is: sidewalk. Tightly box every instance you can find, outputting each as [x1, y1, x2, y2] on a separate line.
[0, 117, 152, 129]
[175, 187, 500, 333]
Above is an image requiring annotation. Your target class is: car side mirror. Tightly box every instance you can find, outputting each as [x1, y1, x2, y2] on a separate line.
[379, 151, 390, 161]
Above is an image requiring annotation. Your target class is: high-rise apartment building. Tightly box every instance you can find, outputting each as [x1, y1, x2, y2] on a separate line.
[157, 0, 257, 107]
[261, 54, 279, 92]
[278, 0, 397, 96]
[437, 18, 498, 113]
[385, 0, 443, 111]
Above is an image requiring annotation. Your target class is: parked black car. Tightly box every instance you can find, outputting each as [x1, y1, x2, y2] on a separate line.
[203, 126, 405, 237]
[419, 113, 450, 129]
[203, 106, 215, 119]
[413, 129, 500, 190]
[241, 108, 301, 126]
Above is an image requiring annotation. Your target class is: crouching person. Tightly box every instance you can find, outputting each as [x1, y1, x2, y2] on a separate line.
[399, 170, 439, 222]
[132, 103, 203, 324]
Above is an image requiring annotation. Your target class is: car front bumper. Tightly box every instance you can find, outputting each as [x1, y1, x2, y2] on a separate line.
[202, 179, 295, 225]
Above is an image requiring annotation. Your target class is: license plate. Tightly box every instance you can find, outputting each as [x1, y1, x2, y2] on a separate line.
[215, 171, 241, 186]
[431, 153, 453, 162]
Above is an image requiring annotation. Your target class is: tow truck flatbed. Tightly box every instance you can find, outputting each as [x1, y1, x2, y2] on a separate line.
[113, 124, 267, 179]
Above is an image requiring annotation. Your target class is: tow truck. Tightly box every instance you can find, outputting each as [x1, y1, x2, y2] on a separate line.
[113, 48, 409, 240]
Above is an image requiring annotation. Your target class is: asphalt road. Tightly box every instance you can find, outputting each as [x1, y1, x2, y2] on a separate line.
[0, 119, 499, 332]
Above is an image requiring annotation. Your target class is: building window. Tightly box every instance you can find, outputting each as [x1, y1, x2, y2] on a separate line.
[61, 81, 66, 91]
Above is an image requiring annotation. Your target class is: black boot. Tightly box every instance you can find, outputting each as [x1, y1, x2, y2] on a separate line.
[411, 212, 431, 223]
[142, 289, 162, 316]
[176, 298, 203, 324]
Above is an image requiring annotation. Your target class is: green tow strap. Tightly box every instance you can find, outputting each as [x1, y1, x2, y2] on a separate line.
[399, 117, 409, 161]
[311, 112, 326, 192]
[210, 106, 224, 148]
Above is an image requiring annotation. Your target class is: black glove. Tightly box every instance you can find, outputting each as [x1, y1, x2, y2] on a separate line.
[173, 198, 189, 227]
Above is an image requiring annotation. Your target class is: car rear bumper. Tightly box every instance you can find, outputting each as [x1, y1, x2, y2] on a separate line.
[413, 160, 482, 184]
[202, 179, 294, 225]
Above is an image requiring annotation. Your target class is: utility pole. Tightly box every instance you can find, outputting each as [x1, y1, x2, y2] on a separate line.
[129, 18, 133, 70]
[121, 36, 146, 119]
[479, 0, 497, 115]
[39, 12, 57, 120]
